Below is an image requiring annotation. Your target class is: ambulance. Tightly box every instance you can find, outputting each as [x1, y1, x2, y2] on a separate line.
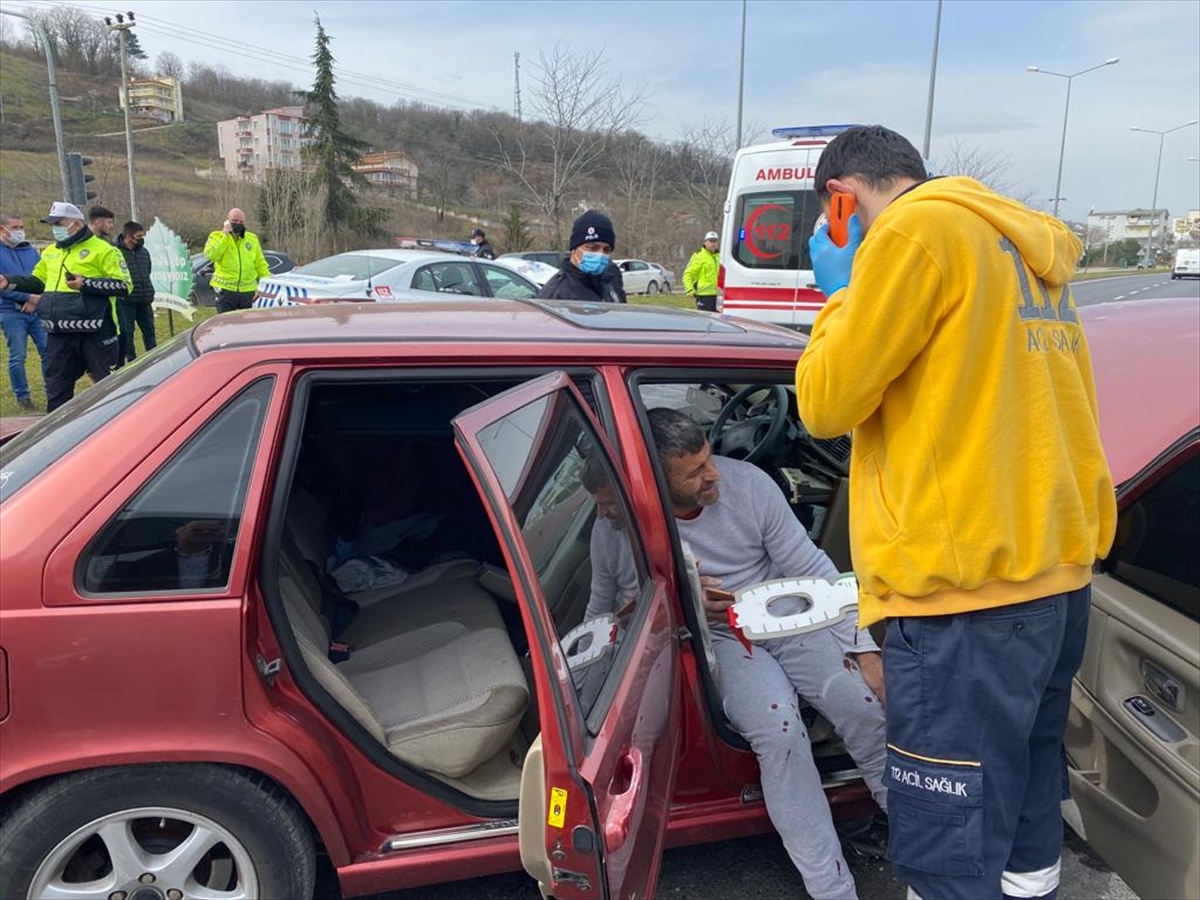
[718, 124, 855, 329]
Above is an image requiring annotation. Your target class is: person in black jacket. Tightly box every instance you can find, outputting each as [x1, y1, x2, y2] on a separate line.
[116, 221, 156, 365]
[537, 210, 626, 303]
[469, 228, 495, 260]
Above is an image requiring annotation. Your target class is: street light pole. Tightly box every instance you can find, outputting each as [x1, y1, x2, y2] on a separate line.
[735, 0, 747, 149]
[921, 0, 942, 159]
[106, 11, 139, 220]
[1, 9, 70, 200]
[1131, 120, 1198, 267]
[1027, 57, 1119, 220]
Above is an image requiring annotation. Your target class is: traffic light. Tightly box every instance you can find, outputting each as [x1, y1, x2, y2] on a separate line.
[66, 152, 96, 206]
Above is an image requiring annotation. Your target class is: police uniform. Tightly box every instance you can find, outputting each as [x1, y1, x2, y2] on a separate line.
[7, 209, 131, 412]
[203, 227, 270, 312]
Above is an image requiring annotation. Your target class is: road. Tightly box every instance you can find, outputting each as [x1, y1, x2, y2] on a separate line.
[322, 825, 1136, 900]
[1072, 272, 1200, 306]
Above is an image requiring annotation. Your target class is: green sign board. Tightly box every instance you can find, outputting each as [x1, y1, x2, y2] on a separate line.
[146, 218, 197, 321]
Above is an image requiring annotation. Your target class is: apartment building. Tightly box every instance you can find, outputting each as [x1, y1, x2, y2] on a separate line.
[216, 106, 312, 182]
[119, 75, 184, 124]
[352, 151, 420, 196]
[1086, 208, 1171, 243]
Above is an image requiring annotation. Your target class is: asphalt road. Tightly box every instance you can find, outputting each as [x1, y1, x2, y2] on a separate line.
[324, 824, 1137, 900]
[1072, 271, 1200, 306]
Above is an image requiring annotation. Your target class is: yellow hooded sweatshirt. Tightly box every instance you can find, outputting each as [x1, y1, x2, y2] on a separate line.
[795, 176, 1116, 627]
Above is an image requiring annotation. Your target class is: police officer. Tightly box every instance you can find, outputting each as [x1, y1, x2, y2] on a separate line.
[0, 202, 131, 412]
[204, 207, 269, 312]
[537, 210, 626, 303]
[683, 231, 720, 311]
[469, 228, 495, 260]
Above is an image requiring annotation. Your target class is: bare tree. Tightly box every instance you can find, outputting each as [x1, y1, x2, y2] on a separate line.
[673, 118, 736, 230]
[258, 170, 328, 264]
[611, 132, 665, 255]
[28, 7, 120, 76]
[156, 51, 185, 80]
[493, 45, 646, 245]
[936, 138, 1036, 205]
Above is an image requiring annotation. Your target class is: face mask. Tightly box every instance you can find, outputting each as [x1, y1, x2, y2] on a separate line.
[231, 223, 246, 237]
[133, 238, 145, 250]
[52, 225, 71, 242]
[6, 229, 26, 244]
[579, 251, 610, 275]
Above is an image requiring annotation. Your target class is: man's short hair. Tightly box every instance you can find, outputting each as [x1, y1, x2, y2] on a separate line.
[88, 205, 115, 222]
[123, 220, 144, 235]
[813, 125, 928, 200]
[0, 213, 19, 228]
[582, 455, 611, 494]
[647, 407, 707, 461]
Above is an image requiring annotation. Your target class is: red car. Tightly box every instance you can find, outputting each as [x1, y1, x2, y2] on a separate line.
[0, 297, 1195, 900]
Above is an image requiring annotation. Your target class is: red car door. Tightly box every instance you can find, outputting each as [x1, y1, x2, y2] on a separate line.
[453, 371, 683, 900]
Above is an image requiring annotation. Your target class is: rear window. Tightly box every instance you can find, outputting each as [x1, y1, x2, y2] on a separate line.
[1, 337, 194, 503]
[293, 255, 403, 280]
[733, 189, 823, 272]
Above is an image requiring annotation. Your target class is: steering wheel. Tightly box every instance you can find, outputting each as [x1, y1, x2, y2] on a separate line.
[708, 385, 790, 465]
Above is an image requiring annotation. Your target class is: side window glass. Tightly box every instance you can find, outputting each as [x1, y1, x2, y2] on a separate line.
[1108, 455, 1200, 620]
[411, 265, 436, 293]
[80, 378, 274, 595]
[474, 390, 647, 724]
[482, 265, 537, 300]
[428, 262, 481, 296]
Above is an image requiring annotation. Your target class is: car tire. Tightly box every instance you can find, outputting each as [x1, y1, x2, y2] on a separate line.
[0, 764, 315, 900]
[647, 281, 659, 295]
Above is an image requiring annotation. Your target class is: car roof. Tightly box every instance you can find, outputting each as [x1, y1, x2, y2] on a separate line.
[300, 248, 466, 264]
[1081, 297, 1200, 486]
[190, 298, 807, 354]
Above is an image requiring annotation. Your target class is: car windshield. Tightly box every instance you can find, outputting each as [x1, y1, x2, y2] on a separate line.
[0, 336, 194, 504]
[291, 254, 403, 280]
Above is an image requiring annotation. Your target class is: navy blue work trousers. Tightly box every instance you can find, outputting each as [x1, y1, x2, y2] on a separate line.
[882, 587, 1090, 900]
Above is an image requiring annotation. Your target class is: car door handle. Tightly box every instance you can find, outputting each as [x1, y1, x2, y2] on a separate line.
[603, 748, 643, 852]
[1142, 660, 1185, 714]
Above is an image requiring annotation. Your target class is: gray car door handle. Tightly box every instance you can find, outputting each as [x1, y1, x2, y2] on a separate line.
[1142, 659, 1186, 714]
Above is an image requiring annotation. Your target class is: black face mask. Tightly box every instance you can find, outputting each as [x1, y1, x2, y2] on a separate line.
[231, 223, 246, 237]
[133, 238, 145, 250]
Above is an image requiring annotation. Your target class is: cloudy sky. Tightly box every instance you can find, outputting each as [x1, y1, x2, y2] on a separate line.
[14, 0, 1200, 221]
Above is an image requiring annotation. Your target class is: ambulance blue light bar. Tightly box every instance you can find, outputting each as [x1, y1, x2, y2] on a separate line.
[771, 124, 857, 139]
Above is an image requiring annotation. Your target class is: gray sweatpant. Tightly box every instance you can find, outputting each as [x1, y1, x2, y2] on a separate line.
[712, 616, 888, 900]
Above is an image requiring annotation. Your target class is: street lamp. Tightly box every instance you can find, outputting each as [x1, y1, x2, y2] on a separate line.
[1131, 120, 1199, 267]
[1027, 57, 1119, 219]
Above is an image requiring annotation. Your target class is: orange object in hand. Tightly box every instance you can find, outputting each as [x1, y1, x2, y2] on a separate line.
[828, 192, 857, 247]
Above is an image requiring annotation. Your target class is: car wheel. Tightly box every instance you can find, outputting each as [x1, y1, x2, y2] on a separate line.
[0, 765, 315, 900]
[646, 281, 659, 295]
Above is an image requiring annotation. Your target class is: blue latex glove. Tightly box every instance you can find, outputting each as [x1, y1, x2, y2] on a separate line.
[808, 213, 863, 297]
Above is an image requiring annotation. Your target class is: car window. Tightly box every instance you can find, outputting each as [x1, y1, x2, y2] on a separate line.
[481, 264, 537, 299]
[79, 378, 274, 596]
[472, 389, 649, 724]
[734, 189, 822, 271]
[416, 261, 483, 296]
[1107, 454, 1200, 620]
[1, 338, 194, 504]
[293, 255, 402, 280]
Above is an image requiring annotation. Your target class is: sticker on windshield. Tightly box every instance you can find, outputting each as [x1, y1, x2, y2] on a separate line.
[547, 787, 568, 829]
[0, 471, 11, 490]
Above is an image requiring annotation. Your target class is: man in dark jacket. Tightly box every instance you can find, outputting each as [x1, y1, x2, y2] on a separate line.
[116, 221, 156, 366]
[469, 228, 495, 260]
[537, 210, 626, 303]
[0, 212, 48, 410]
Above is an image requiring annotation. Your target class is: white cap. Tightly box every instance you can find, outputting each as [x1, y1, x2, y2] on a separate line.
[704, 231, 719, 241]
[40, 201, 85, 223]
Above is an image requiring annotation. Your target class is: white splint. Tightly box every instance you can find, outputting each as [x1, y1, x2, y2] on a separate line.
[730, 574, 859, 641]
[560, 615, 617, 671]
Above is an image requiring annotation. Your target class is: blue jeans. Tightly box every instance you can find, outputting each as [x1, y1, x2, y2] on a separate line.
[1, 304, 48, 401]
[883, 588, 1090, 900]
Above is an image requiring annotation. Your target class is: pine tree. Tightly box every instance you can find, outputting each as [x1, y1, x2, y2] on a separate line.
[295, 16, 383, 250]
[124, 30, 148, 61]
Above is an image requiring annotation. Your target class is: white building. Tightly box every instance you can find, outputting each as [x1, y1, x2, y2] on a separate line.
[120, 75, 183, 124]
[351, 151, 419, 196]
[1086, 208, 1171, 244]
[216, 106, 312, 182]
[1172, 209, 1200, 241]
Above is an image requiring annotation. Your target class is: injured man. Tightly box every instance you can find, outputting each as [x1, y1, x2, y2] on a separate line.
[585, 407, 888, 900]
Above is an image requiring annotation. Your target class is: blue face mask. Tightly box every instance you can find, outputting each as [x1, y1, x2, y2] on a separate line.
[51, 225, 71, 242]
[579, 251, 610, 275]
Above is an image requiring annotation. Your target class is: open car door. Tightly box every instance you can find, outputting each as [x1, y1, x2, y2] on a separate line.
[1066, 447, 1200, 900]
[453, 372, 683, 900]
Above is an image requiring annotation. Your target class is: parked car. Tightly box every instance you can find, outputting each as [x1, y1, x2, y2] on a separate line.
[650, 262, 675, 293]
[251, 249, 539, 307]
[498, 250, 564, 269]
[492, 256, 559, 287]
[614, 258, 666, 295]
[0, 297, 1195, 900]
[1173, 247, 1200, 279]
[190, 250, 294, 307]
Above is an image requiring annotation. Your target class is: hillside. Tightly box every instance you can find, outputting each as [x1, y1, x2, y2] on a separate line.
[0, 44, 715, 267]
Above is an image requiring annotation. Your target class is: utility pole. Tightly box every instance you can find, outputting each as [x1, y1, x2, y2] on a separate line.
[513, 52, 522, 123]
[105, 11, 139, 220]
[735, 0, 747, 148]
[1, 9, 70, 199]
[921, 0, 942, 159]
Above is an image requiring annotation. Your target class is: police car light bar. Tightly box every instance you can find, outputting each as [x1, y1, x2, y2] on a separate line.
[771, 124, 857, 139]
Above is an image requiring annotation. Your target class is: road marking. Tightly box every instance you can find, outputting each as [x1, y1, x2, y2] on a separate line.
[1114, 295, 1126, 300]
